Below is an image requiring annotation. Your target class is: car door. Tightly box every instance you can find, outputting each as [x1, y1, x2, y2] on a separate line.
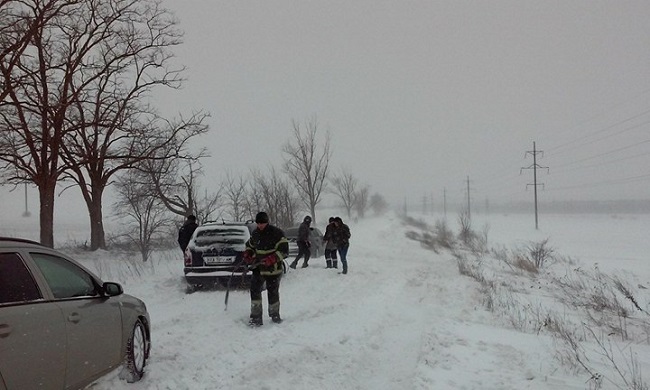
[0, 252, 67, 390]
[29, 252, 123, 389]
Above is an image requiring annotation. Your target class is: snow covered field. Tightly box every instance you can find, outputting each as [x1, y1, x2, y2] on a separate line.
[4, 211, 650, 389]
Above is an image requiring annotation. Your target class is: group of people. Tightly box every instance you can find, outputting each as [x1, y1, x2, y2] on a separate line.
[177, 212, 351, 327]
[242, 212, 352, 327]
[290, 215, 351, 275]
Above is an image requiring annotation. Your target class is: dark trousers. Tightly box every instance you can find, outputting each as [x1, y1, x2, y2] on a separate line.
[294, 241, 311, 263]
[324, 248, 337, 260]
[250, 269, 281, 318]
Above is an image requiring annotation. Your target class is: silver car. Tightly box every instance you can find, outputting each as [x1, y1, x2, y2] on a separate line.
[284, 226, 324, 258]
[0, 237, 151, 390]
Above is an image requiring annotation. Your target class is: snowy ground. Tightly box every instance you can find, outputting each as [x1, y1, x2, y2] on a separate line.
[4, 211, 650, 389]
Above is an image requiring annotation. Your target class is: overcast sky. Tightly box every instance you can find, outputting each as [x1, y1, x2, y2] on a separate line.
[8, 0, 650, 219]
[151, 0, 650, 209]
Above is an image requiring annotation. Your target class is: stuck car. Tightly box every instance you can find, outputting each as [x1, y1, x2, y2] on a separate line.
[284, 225, 324, 259]
[183, 221, 287, 291]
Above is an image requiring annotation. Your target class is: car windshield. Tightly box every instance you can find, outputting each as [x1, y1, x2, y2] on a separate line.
[285, 227, 298, 237]
[194, 227, 248, 245]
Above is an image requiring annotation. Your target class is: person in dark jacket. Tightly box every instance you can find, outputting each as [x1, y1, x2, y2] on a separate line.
[177, 215, 198, 253]
[243, 212, 289, 326]
[322, 217, 338, 269]
[334, 217, 351, 274]
[289, 215, 312, 269]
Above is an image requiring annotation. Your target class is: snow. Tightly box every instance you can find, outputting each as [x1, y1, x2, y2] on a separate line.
[6, 211, 650, 389]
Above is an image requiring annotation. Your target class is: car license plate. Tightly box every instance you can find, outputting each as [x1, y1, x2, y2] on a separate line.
[203, 256, 234, 264]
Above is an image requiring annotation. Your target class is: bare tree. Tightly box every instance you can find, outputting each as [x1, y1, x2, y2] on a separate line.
[140, 155, 222, 225]
[0, 0, 87, 247]
[0, 0, 70, 102]
[282, 116, 331, 225]
[113, 168, 173, 262]
[370, 192, 389, 215]
[0, 0, 207, 248]
[354, 185, 370, 219]
[222, 171, 249, 221]
[55, 0, 207, 250]
[330, 168, 358, 219]
[248, 167, 298, 228]
[62, 111, 209, 250]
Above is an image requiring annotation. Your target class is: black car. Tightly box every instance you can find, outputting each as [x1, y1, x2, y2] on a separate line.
[284, 226, 324, 259]
[183, 222, 286, 291]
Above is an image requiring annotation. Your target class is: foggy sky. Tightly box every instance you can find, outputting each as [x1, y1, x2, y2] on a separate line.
[4, 0, 650, 219]
[151, 0, 650, 209]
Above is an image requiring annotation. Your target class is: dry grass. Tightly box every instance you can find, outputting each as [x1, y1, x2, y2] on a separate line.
[404, 215, 650, 389]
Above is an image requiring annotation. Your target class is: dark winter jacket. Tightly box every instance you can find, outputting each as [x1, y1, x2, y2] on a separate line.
[323, 222, 338, 250]
[178, 221, 198, 252]
[297, 220, 311, 244]
[246, 224, 289, 276]
[336, 223, 351, 248]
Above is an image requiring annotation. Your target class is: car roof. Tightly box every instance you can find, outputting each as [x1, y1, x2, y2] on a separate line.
[284, 226, 321, 235]
[202, 219, 254, 226]
[0, 237, 45, 249]
[195, 223, 251, 233]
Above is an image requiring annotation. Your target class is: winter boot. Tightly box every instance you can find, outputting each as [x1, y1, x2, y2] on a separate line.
[289, 260, 298, 269]
[301, 261, 309, 268]
[248, 316, 263, 327]
[326, 260, 332, 268]
[271, 315, 283, 324]
[332, 261, 338, 269]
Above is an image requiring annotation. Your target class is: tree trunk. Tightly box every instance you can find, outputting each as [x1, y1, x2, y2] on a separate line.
[310, 204, 317, 226]
[38, 183, 56, 248]
[87, 189, 106, 250]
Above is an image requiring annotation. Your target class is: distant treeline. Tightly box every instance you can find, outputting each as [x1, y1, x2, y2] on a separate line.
[486, 200, 650, 214]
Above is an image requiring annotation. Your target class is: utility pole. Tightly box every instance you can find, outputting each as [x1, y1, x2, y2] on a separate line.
[443, 187, 447, 219]
[466, 176, 471, 219]
[422, 194, 427, 215]
[22, 182, 31, 217]
[521, 141, 548, 229]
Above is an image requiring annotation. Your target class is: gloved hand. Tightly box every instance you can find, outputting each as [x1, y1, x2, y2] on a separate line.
[262, 254, 277, 266]
[305, 240, 311, 248]
[243, 250, 254, 264]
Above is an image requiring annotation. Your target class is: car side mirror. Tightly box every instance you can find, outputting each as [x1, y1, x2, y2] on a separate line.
[103, 282, 124, 297]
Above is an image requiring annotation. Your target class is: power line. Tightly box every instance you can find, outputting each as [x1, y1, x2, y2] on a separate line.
[553, 139, 650, 170]
[547, 173, 650, 191]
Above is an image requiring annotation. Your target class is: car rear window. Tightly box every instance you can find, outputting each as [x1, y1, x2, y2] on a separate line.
[0, 252, 42, 304]
[193, 227, 248, 246]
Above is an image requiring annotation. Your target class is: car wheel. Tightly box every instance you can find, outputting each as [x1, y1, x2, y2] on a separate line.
[121, 319, 148, 383]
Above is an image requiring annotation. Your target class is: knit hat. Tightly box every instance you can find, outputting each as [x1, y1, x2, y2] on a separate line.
[255, 212, 269, 223]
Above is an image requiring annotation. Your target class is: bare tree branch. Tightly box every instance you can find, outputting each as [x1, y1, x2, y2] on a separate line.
[330, 167, 357, 219]
[282, 115, 331, 225]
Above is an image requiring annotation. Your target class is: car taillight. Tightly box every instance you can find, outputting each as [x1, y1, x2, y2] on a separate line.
[184, 248, 192, 266]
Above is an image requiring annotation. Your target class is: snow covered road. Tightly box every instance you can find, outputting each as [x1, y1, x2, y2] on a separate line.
[87, 214, 577, 390]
